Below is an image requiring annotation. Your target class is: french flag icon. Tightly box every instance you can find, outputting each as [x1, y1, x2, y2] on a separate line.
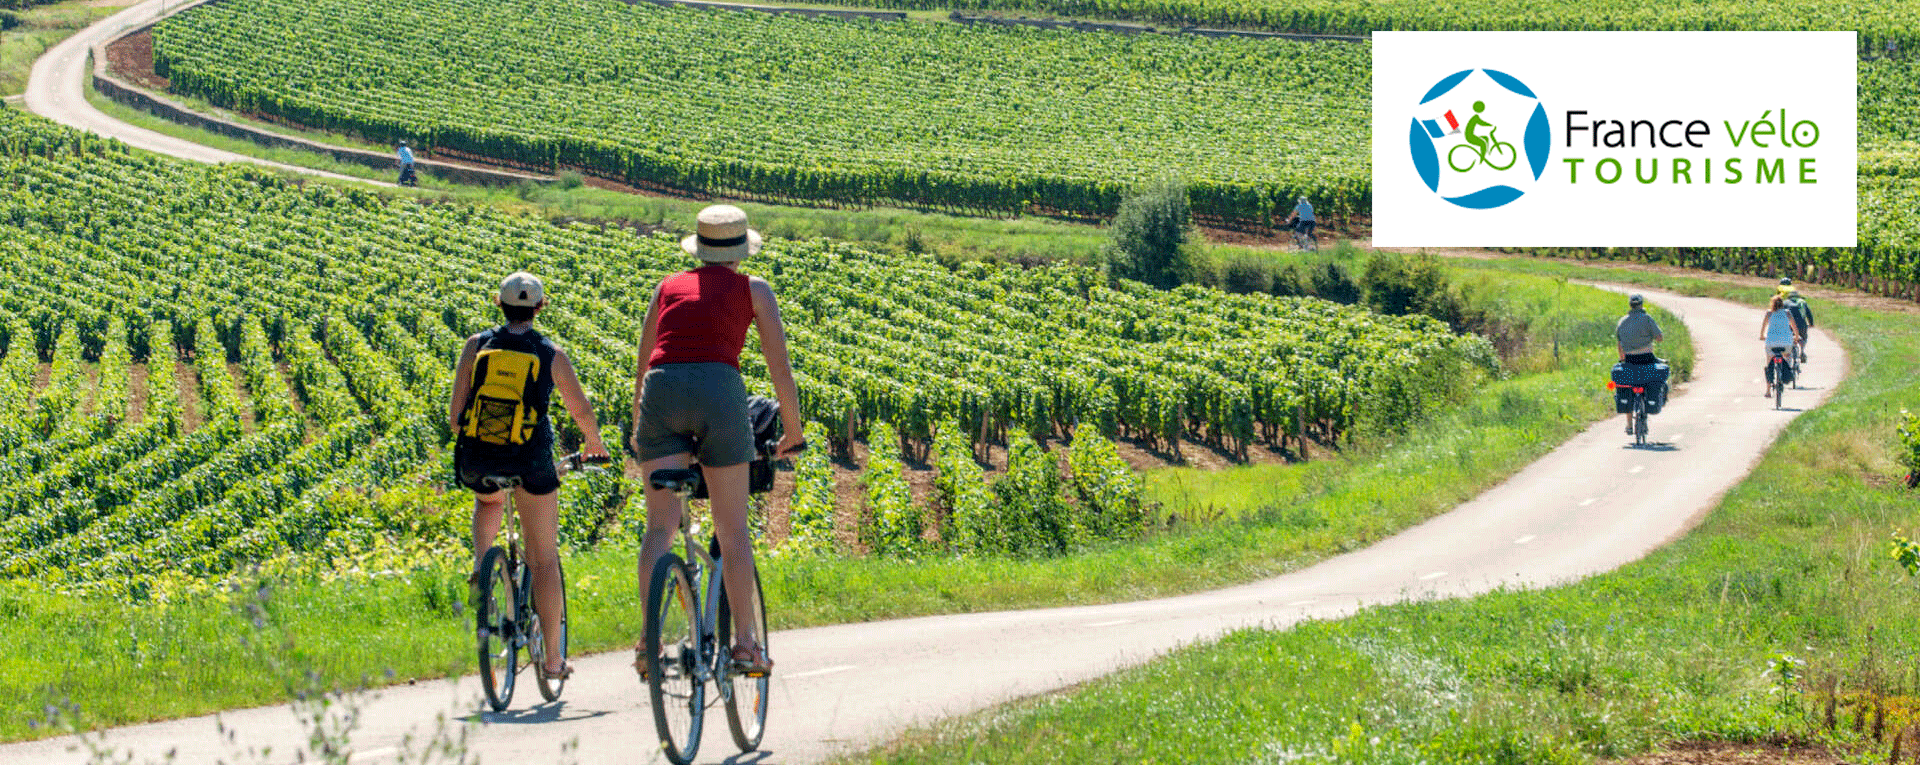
[1422, 110, 1461, 138]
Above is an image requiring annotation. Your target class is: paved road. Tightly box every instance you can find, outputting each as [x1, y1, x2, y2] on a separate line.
[0, 287, 1844, 764]
[21, 0, 381, 185]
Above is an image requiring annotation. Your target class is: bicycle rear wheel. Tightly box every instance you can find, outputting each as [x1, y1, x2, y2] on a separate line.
[475, 546, 519, 712]
[535, 560, 568, 702]
[1774, 362, 1785, 408]
[1633, 396, 1648, 446]
[717, 568, 771, 753]
[645, 553, 705, 764]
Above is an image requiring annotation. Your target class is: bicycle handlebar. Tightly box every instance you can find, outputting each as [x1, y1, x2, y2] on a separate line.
[557, 451, 612, 474]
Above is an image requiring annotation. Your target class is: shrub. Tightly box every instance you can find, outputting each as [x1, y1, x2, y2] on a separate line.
[1361, 252, 1450, 317]
[1270, 263, 1313, 297]
[1106, 176, 1192, 289]
[992, 436, 1075, 557]
[1310, 260, 1361, 304]
[931, 418, 995, 555]
[780, 421, 837, 555]
[859, 421, 919, 556]
[1066, 431, 1143, 543]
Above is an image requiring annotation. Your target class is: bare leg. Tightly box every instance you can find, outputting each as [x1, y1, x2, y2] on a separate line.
[516, 486, 566, 672]
[638, 453, 692, 596]
[471, 490, 507, 572]
[703, 462, 763, 653]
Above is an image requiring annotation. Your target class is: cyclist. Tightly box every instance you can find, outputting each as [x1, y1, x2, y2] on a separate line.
[1777, 278, 1815, 361]
[1615, 293, 1664, 433]
[450, 271, 610, 680]
[1463, 101, 1495, 161]
[396, 140, 417, 187]
[633, 205, 804, 675]
[1285, 196, 1316, 244]
[1759, 294, 1803, 394]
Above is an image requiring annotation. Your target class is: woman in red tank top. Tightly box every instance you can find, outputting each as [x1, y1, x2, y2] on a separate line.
[631, 205, 803, 675]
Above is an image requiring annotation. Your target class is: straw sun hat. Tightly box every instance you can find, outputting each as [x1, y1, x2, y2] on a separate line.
[681, 205, 763, 262]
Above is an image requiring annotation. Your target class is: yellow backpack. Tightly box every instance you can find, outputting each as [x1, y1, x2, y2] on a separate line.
[461, 347, 542, 445]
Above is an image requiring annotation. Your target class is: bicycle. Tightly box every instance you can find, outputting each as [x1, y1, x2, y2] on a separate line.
[473, 451, 609, 712]
[1287, 219, 1318, 253]
[1767, 347, 1794, 409]
[1610, 380, 1654, 446]
[639, 440, 801, 764]
[1447, 129, 1518, 172]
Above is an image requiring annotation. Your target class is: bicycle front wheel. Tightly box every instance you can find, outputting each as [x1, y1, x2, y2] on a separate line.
[535, 560, 568, 702]
[475, 547, 519, 712]
[645, 553, 705, 764]
[717, 568, 770, 753]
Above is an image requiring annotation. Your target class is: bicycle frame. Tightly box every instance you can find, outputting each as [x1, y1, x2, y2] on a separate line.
[659, 490, 741, 696]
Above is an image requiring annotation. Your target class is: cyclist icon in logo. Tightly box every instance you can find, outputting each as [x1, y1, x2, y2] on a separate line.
[1449, 101, 1517, 172]
[1408, 69, 1550, 210]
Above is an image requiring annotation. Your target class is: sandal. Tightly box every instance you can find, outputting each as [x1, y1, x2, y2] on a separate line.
[730, 643, 772, 677]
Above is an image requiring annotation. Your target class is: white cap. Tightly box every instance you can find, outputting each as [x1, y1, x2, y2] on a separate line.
[498, 271, 545, 307]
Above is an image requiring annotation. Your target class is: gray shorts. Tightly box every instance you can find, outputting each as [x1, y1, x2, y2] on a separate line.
[635, 363, 755, 467]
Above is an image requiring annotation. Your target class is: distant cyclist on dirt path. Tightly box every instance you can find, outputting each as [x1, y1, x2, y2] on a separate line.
[1759, 293, 1804, 395]
[1777, 278, 1815, 361]
[450, 271, 610, 680]
[632, 204, 805, 676]
[397, 140, 417, 187]
[1285, 196, 1315, 241]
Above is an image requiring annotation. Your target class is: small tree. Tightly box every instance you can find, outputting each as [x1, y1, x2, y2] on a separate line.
[1107, 176, 1193, 289]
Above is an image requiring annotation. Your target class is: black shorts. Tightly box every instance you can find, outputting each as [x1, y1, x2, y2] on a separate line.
[455, 426, 559, 496]
[1293, 219, 1316, 234]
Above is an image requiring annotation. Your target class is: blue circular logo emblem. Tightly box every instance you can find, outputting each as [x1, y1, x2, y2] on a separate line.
[1409, 69, 1551, 209]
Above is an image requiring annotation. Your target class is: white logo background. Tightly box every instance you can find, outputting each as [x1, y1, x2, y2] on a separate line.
[1372, 32, 1857, 248]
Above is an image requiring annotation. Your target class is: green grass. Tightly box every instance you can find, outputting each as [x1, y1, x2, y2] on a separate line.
[0, 267, 1667, 742]
[861, 263, 1919, 765]
[1, 0, 126, 97]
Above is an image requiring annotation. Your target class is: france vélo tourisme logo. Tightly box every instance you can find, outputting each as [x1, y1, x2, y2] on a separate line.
[1372, 32, 1858, 248]
[1407, 69, 1550, 210]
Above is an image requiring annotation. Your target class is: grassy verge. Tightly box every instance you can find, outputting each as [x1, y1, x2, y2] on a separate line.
[0, 266, 1676, 742]
[1, 0, 128, 97]
[861, 263, 1919, 765]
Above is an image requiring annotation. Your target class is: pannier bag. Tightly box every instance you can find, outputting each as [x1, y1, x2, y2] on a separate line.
[691, 395, 783, 499]
[462, 347, 542, 445]
[1611, 361, 1671, 415]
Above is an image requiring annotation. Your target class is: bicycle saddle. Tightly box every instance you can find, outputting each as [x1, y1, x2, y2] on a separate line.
[649, 468, 702, 494]
[480, 474, 522, 491]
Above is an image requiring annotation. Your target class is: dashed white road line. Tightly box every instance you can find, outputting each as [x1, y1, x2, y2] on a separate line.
[788, 664, 858, 680]
[1085, 619, 1133, 628]
[1629, 465, 1646, 474]
[1418, 571, 1447, 581]
[1513, 535, 1537, 545]
[1285, 599, 1317, 607]
[349, 746, 398, 763]
[1578, 497, 1597, 507]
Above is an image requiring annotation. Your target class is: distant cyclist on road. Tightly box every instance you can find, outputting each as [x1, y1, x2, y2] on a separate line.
[1284, 196, 1315, 242]
[632, 205, 804, 676]
[397, 140, 418, 187]
[1615, 293, 1663, 365]
[1777, 278, 1815, 361]
[1759, 293, 1804, 394]
[451, 271, 610, 680]
[1615, 294, 1665, 434]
